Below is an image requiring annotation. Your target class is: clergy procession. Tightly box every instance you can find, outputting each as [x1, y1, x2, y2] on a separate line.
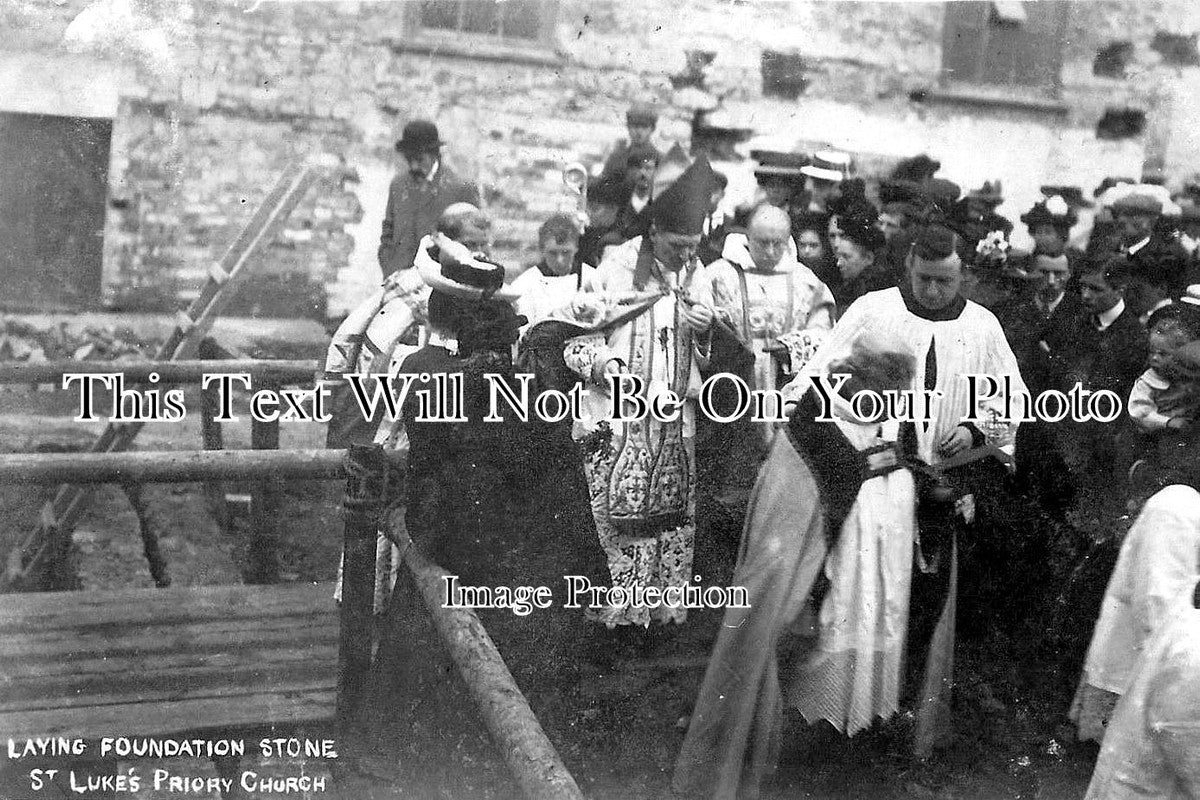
[325, 110, 1200, 799]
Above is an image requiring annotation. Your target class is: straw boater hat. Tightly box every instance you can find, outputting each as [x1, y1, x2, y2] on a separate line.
[800, 149, 852, 183]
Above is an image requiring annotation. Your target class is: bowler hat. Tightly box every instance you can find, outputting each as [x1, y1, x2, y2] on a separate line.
[395, 120, 444, 154]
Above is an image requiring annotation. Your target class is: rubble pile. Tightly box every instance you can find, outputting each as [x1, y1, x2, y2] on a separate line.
[0, 317, 163, 363]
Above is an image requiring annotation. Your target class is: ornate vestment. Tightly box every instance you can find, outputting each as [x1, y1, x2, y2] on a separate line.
[709, 233, 834, 396]
[563, 236, 714, 627]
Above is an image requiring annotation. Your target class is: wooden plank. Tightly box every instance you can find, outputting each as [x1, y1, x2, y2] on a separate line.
[0, 690, 336, 740]
[0, 582, 336, 628]
[1, 662, 335, 712]
[176, 166, 316, 352]
[0, 580, 338, 741]
[0, 641, 335, 681]
[0, 616, 334, 660]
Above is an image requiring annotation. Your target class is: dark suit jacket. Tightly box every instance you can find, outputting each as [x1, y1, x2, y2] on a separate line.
[378, 164, 477, 277]
[995, 290, 1086, 395]
[1044, 304, 1147, 400]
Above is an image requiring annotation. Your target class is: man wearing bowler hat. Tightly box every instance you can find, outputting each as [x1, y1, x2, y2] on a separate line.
[378, 119, 478, 278]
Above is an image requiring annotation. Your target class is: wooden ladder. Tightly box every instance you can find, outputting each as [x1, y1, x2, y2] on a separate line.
[2, 162, 318, 592]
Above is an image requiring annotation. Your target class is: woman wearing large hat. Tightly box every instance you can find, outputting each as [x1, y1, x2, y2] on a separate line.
[365, 230, 610, 780]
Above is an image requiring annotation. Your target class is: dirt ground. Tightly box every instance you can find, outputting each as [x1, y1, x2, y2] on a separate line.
[0, 377, 1113, 800]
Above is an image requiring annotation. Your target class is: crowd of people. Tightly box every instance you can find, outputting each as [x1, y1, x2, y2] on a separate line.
[325, 109, 1200, 798]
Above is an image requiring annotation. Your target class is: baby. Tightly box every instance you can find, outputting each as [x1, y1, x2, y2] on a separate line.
[1128, 303, 1200, 432]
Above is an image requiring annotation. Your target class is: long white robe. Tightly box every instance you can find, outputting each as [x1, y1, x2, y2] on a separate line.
[510, 263, 600, 332]
[672, 399, 915, 799]
[1073, 484, 1200, 742]
[1085, 606, 1200, 800]
[783, 287, 1025, 756]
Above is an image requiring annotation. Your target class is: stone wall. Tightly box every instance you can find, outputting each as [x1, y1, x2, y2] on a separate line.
[4, 0, 1200, 318]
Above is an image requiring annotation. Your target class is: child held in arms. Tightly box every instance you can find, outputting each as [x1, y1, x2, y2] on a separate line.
[1128, 300, 1200, 500]
[1128, 297, 1200, 435]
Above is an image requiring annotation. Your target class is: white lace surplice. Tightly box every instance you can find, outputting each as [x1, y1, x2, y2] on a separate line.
[790, 417, 916, 736]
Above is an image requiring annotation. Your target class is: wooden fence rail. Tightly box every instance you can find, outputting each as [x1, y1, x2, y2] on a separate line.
[0, 354, 328, 588]
[0, 445, 584, 800]
[11, 162, 317, 592]
[0, 359, 320, 385]
[0, 448, 357, 485]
